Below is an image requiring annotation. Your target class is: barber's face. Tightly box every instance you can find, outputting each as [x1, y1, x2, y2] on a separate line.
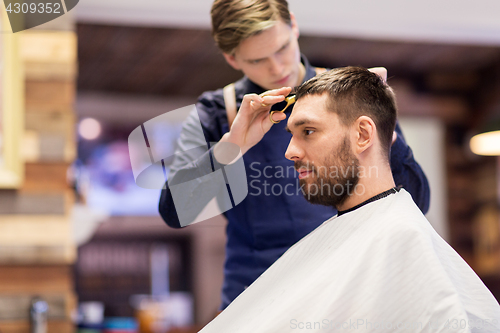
[285, 94, 360, 208]
[223, 16, 302, 90]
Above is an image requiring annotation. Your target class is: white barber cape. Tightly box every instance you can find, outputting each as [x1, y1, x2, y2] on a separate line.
[199, 189, 500, 333]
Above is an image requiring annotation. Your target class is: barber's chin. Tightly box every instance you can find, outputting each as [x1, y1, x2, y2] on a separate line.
[265, 82, 288, 91]
[274, 74, 291, 87]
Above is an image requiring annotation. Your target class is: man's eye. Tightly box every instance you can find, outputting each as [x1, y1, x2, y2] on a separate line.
[250, 59, 262, 64]
[304, 129, 314, 136]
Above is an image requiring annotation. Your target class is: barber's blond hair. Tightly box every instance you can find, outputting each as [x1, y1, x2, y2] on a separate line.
[211, 0, 291, 54]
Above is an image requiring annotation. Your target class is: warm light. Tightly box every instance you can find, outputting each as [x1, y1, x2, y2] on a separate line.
[470, 130, 500, 156]
[79, 118, 102, 140]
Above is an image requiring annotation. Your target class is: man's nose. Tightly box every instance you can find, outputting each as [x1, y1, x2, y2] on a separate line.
[285, 137, 303, 161]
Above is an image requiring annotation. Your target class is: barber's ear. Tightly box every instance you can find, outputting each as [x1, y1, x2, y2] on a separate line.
[223, 53, 241, 70]
[354, 116, 376, 154]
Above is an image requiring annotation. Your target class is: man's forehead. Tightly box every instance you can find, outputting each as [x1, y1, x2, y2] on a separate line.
[287, 94, 330, 128]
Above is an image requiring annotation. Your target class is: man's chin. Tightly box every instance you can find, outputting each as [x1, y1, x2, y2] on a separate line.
[304, 192, 349, 209]
[299, 178, 353, 209]
[298, 177, 315, 189]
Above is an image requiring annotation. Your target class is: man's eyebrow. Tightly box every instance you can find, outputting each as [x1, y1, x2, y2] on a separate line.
[285, 119, 313, 133]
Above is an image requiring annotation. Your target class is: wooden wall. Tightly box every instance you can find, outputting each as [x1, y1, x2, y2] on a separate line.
[0, 20, 77, 333]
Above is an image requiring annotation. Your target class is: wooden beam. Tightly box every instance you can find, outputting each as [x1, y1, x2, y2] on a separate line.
[22, 163, 71, 192]
[0, 191, 68, 214]
[0, 265, 73, 293]
[20, 32, 77, 65]
[391, 80, 469, 123]
[25, 81, 75, 113]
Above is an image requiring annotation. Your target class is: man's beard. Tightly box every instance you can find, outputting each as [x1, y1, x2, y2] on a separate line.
[296, 137, 360, 209]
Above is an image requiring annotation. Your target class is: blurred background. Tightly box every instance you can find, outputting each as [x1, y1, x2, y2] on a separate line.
[1, 0, 500, 332]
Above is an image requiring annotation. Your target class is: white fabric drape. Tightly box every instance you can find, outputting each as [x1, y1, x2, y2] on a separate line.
[200, 190, 500, 333]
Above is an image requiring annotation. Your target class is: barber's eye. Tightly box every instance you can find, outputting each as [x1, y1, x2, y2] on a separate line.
[278, 44, 289, 53]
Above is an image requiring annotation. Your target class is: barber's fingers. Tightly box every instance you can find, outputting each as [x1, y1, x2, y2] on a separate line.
[258, 109, 286, 134]
[259, 86, 292, 98]
[256, 87, 292, 107]
[369, 67, 387, 82]
[250, 95, 286, 110]
[236, 87, 291, 132]
[270, 111, 287, 123]
[240, 88, 290, 116]
[239, 94, 283, 118]
[235, 94, 279, 132]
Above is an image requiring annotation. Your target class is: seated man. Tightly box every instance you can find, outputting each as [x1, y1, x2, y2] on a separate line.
[199, 67, 500, 332]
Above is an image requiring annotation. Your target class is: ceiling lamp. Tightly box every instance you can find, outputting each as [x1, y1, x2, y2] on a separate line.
[470, 121, 500, 156]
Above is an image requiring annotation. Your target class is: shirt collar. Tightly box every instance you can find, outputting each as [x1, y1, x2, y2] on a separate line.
[337, 186, 403, 217]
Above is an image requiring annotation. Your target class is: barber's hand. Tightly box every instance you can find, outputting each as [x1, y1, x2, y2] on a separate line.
[368, 67, 387, 82]
[370, 67, 395, 145]
[215, 87, 292, 163]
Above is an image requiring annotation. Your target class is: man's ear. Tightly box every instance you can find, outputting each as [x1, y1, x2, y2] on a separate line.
[223, 53, 241, 71]
[290, 12, 300, 38]
[354, 116, 376, 154]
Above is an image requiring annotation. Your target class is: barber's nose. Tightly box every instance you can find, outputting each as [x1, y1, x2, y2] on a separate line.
[268, 56, 284, 75]
[285, 137, 303, 161]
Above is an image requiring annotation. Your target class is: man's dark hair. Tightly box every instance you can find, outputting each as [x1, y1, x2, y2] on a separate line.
[295, 66, 397, 158]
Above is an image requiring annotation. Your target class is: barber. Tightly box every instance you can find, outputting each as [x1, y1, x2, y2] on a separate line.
[159, 0, 430, 311]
